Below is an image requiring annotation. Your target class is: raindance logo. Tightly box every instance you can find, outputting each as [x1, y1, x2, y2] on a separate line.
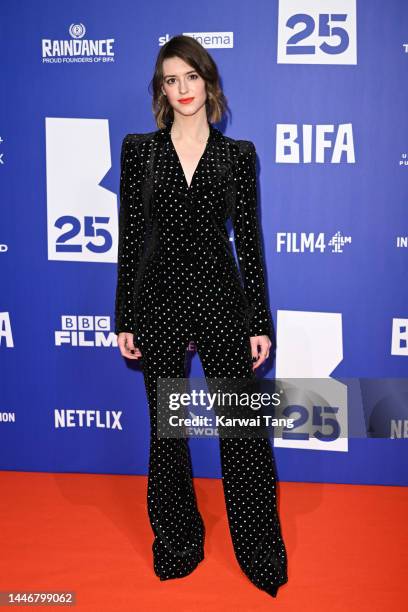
[42, 24, 115, 64]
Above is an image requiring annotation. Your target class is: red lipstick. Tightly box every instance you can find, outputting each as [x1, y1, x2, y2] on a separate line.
[178, 97, 194, 104]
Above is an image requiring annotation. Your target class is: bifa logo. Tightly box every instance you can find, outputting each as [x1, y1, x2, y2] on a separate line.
[276, 232, 352, 253]
[55, 316, 116, 347]
[276, 123, 355, 163]
[391, 319, 408, 356]
[42, 24, 115, 63]
[0, 313, 14, 348]
[54, 409, 123, 430]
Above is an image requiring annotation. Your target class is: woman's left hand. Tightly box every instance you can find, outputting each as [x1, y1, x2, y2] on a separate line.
[250, 335, 272, 370]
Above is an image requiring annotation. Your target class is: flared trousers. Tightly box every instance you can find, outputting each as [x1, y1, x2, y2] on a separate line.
[135, 260, 288, 598]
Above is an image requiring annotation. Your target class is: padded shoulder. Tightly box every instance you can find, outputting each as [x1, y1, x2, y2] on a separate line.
[236, 139, 255, 155]
[126, 131, 158, 143]
[222, 134, 255, 157]
[121, 131, 159, 165]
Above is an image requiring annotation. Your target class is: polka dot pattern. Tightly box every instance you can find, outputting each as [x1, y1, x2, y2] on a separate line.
[114, 120, 288, 597]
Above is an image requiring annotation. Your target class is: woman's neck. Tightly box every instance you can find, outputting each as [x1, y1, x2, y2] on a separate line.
[170, 113, 210, 143]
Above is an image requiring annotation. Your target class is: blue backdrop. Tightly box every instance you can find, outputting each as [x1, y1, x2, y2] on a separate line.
[1, 0, 407, 485]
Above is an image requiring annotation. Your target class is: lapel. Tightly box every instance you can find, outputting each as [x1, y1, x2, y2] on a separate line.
[138, 120, 239, 222]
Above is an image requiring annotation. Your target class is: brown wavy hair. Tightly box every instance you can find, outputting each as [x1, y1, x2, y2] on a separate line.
[149, 34, 229, 129]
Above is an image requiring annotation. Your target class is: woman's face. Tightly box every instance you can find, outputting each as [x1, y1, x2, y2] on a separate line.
[161, 56, 207, 119]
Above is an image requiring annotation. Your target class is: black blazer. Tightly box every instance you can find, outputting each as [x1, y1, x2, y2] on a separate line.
[114, 120, 273, 339]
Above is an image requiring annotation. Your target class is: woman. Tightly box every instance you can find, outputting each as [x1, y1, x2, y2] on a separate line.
[114, 35, 288, 598]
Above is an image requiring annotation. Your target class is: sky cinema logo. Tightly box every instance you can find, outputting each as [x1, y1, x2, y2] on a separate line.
[42, 23, 115, 64]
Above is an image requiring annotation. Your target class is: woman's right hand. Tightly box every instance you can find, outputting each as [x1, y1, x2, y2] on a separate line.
[117, 332, 142, 360]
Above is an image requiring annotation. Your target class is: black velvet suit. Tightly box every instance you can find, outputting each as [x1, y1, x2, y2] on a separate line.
[114, 119, 288, 597]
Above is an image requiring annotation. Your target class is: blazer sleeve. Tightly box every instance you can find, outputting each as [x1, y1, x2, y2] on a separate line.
[231, 140, 273, 338]
[114, 134, 147, 336]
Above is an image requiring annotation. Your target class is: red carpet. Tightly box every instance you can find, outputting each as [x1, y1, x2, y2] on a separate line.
[1, 472, 406, 611]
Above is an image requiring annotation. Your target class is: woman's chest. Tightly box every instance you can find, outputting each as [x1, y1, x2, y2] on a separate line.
[151, 142, 231, 221]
